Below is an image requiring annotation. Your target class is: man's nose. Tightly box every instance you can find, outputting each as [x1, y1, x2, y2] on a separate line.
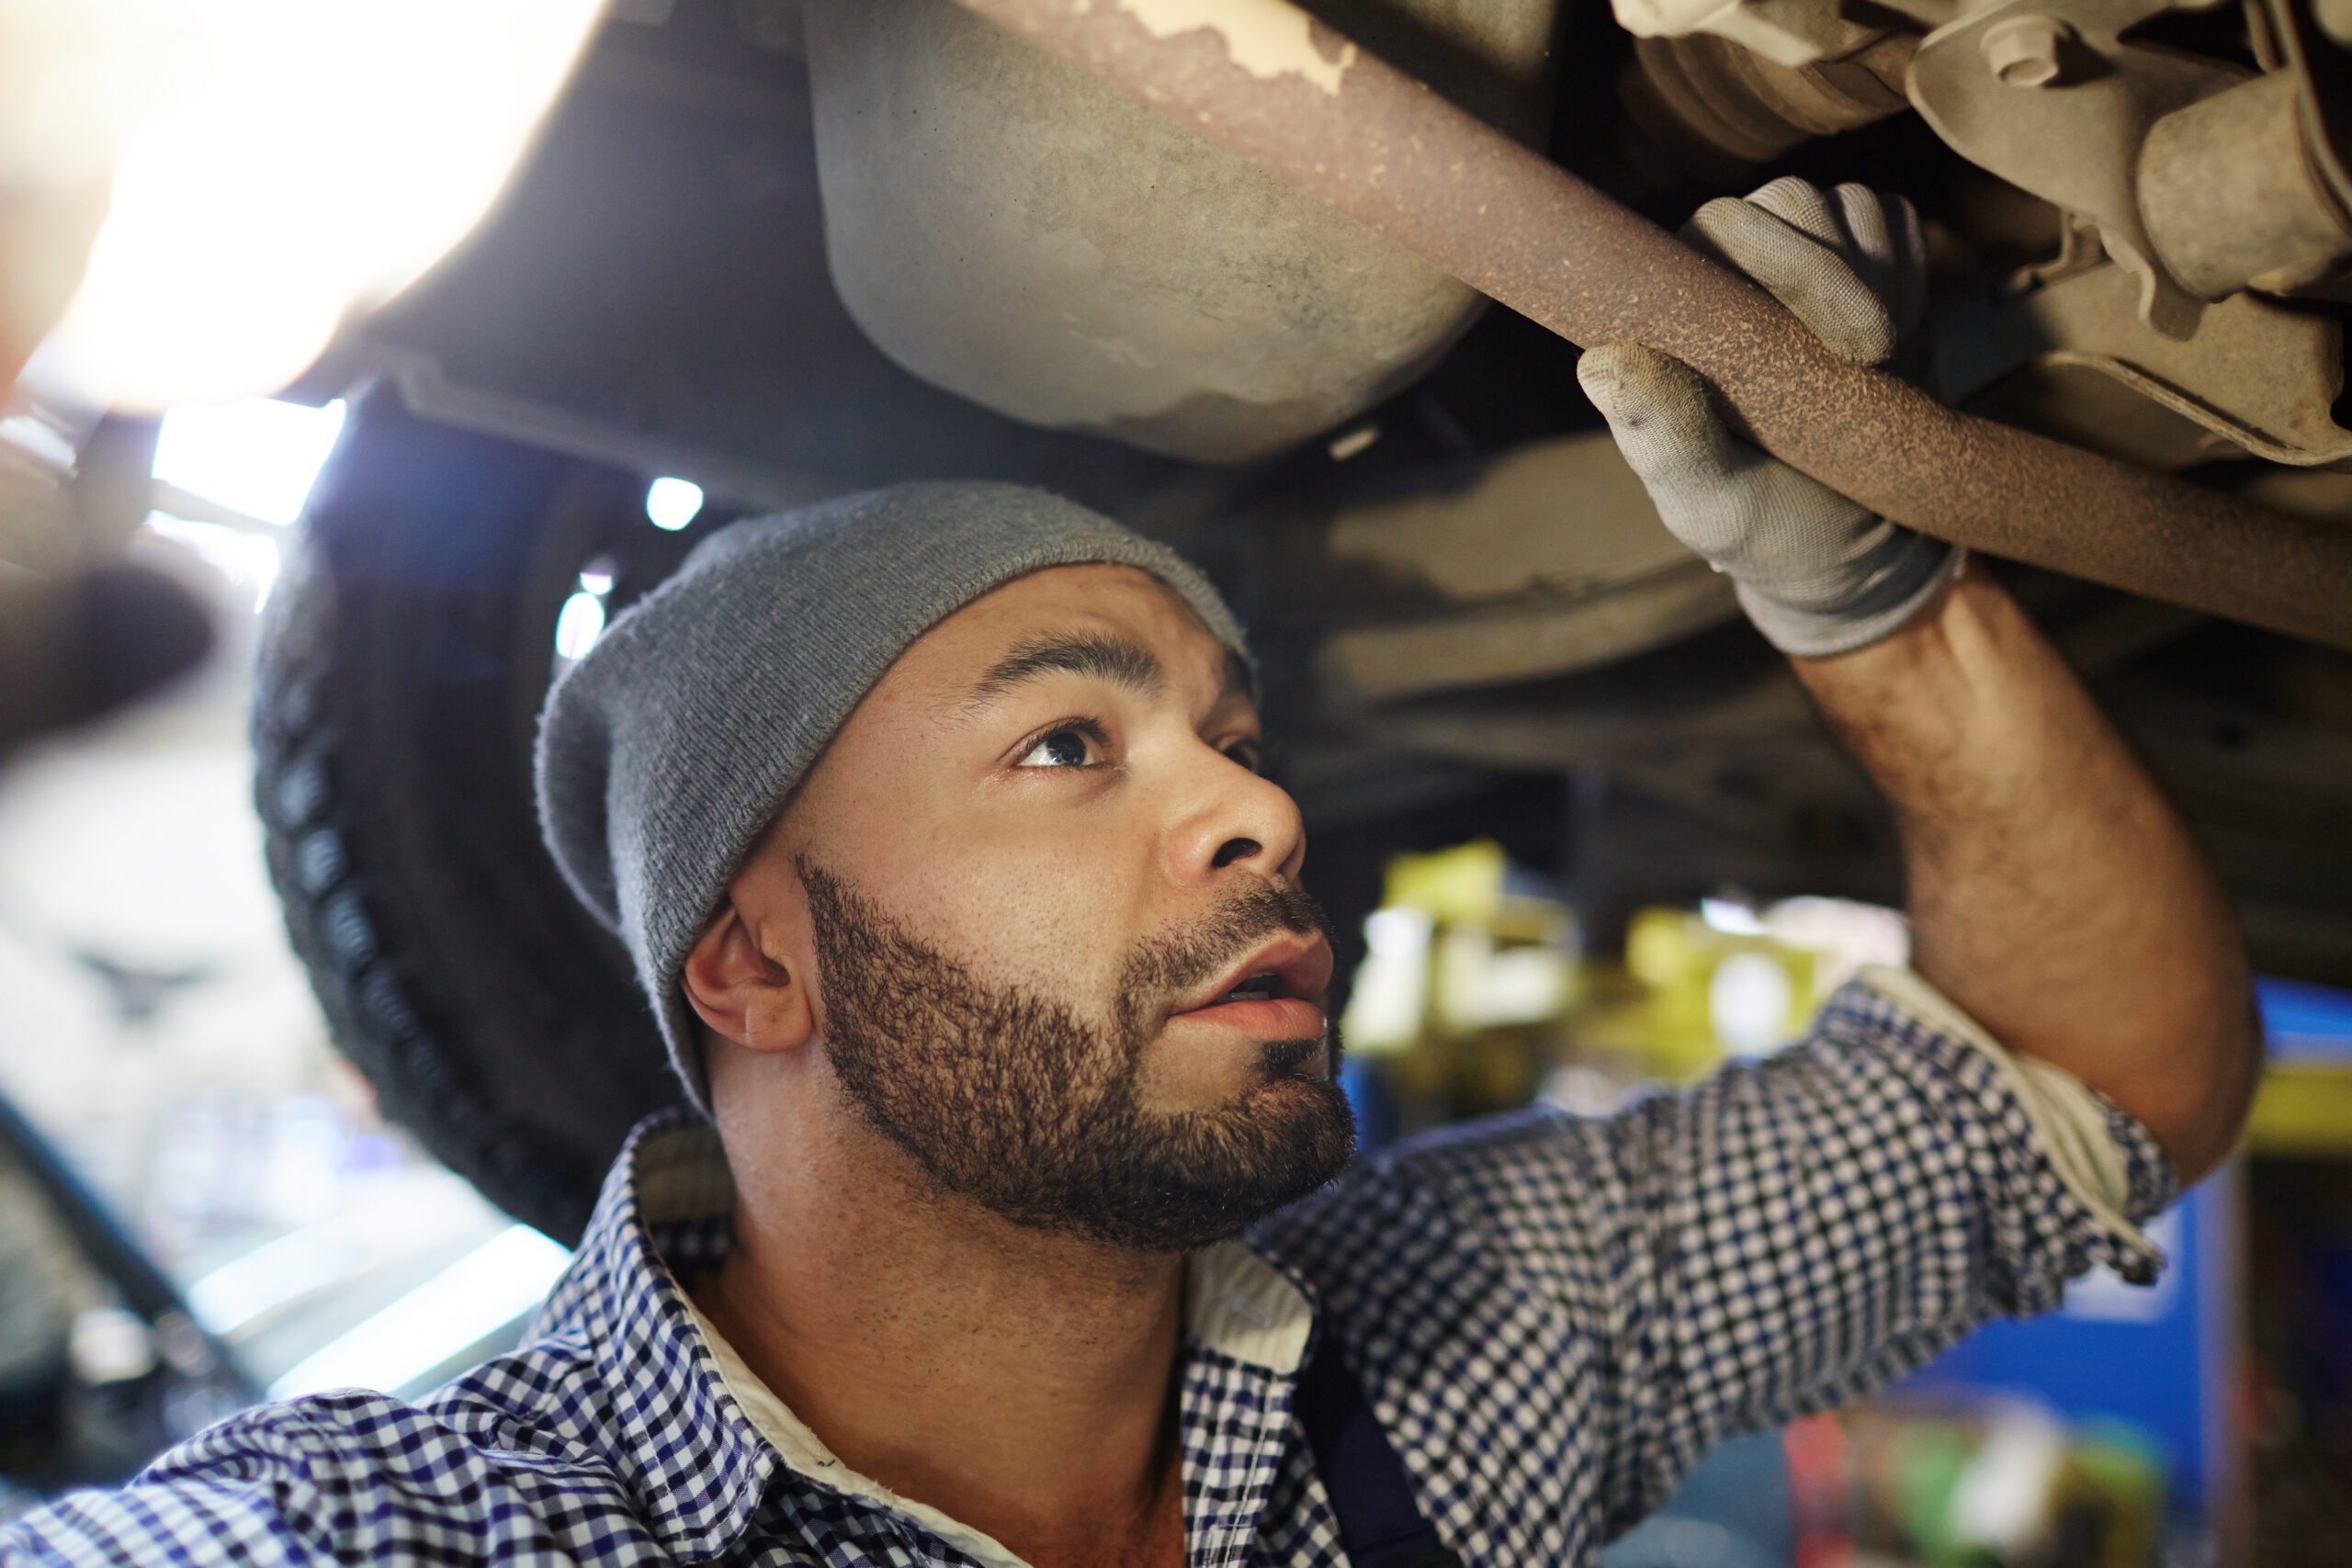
[1162, 750, 1306, 888]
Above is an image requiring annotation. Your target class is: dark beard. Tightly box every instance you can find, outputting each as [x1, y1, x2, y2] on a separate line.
[798, 858, 1355, 1253]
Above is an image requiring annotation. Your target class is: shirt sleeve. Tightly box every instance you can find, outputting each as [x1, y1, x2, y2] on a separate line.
[1257, 969, 2177, 1544]
[0, 1389, 581, 1567]
[1, 1477, 316, 1567]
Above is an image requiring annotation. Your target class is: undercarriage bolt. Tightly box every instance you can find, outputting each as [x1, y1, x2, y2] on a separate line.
[1980, 15, 2071, 86]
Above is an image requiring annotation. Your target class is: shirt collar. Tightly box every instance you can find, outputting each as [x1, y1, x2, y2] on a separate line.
[1187, 1236, 1316, 1373]
[535, 1111, 1321, 1563]
[533, 1111, 777, 1562]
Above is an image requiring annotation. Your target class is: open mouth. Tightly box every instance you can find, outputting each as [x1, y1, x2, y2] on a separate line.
[1215, 973, 1283, 1004]
[1166, 935, 1334, 1042]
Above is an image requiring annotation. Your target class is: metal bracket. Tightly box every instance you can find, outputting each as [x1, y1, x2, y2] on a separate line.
[2032, 268, 2352, 462]
[1973, 254, 2352, 464]
[1909, 0, 2245, 338]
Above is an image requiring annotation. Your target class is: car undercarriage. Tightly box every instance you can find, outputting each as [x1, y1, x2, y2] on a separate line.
[174, 0, 2352, 1245]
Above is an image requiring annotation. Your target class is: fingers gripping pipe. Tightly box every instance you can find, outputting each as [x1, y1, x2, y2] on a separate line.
[949, 0, 2352, 649]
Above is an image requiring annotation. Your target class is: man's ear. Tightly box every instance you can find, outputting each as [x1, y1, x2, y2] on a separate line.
[681, 897, 815, 1055]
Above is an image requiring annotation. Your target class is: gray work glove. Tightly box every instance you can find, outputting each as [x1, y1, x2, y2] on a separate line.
[1577, 177, 1964, 659]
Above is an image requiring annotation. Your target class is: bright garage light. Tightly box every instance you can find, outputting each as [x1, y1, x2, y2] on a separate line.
[1710, 952, 1795, 1057]
[554, 591, 606, 662]
[153, 397, 345, 526]
[645, 477, 704, 532]
[41, 0, 605, 411]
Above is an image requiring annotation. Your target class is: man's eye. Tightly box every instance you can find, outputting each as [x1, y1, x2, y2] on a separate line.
[1016, 725, 1103, 769]
[1224, 740, 1264, 774]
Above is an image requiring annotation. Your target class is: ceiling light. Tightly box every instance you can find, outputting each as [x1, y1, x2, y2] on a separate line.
[645, 477, 704, 532]
[39, 0, 605, 412]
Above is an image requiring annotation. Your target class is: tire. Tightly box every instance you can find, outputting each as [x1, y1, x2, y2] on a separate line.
[254, 392, 692, 1243]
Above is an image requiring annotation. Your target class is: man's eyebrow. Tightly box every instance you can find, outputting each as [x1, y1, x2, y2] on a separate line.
[965, 632, 1166, 709]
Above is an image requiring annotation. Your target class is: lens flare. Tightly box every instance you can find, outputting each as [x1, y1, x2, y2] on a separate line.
[40, 0, 605, 411]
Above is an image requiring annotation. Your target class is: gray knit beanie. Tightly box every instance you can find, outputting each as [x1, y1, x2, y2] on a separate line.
[535, 480, 1251, 1112]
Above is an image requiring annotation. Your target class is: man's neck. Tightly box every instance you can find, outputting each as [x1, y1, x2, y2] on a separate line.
[695, 1107, 1189, 1567]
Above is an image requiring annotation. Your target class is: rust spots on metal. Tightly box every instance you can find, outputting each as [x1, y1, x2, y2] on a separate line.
[953, 0, 2352, 649]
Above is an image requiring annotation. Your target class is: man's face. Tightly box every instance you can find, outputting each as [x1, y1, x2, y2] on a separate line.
[725, 563, 1353, 1251]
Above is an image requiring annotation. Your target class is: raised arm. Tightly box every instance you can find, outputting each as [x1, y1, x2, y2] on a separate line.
[1792, 568, 2256, 1179]
[1577, 177, 2257, 1181]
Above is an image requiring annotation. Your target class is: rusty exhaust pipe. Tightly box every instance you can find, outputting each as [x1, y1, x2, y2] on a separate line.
[948, 0, 2352, 650]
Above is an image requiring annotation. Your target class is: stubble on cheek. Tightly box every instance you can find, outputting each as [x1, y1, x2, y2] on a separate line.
[797, 858, 1353, 1253]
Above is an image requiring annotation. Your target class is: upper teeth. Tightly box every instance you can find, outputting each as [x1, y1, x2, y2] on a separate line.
[1224, 975, 1277, 1002]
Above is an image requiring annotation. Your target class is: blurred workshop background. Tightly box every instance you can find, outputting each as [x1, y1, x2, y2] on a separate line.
[7, 2, 2352, 1567]
[0, 0, 608, 1516]
[9, 494, 2347, 1563]
[0, 393, 571, 1495]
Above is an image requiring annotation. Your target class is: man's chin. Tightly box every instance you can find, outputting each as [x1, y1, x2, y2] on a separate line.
[1138, 1031, 1335, 1113]
[1045, 1072, 1355, 1254]
[1238, 1066, 1342, 1123]
[1257, 1033, 1332, 1081]
[1165, 1070, 1357, 1197]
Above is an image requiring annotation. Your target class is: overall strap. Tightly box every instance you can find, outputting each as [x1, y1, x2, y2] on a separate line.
[1293, 1327, 1464, 1568]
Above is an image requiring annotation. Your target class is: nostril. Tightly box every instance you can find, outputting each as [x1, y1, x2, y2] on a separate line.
[1211, 836, 1261, 870]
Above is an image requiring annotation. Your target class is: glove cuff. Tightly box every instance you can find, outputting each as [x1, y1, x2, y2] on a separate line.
[1737, 539, 1968, 660]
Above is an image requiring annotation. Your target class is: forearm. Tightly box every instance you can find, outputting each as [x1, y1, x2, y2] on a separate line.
[1792, 565, 2258, 1180]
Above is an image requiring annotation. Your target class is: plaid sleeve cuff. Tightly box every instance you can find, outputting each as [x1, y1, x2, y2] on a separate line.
[1838, 966, 2178, 1291]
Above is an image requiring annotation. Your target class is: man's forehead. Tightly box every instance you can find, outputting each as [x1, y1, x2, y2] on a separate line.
[902, 564, 1247, 705]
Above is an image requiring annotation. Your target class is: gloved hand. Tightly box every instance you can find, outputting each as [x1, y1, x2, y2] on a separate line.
[1576, 177, 1964, 660]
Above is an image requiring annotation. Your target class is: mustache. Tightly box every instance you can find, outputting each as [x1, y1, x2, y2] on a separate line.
[1119, 881, 1333, 1014]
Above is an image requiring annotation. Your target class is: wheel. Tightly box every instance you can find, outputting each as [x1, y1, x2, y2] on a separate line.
[254, 391, 695, 1243]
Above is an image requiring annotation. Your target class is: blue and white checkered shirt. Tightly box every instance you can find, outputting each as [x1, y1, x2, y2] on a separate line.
[5, 976, 2174, 1566]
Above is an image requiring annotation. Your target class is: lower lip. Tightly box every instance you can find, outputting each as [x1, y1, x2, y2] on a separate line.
[1168, 997, 1328, 1037]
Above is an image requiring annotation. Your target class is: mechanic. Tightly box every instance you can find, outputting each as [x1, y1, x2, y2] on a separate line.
[4, 180, 2256, 1568]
